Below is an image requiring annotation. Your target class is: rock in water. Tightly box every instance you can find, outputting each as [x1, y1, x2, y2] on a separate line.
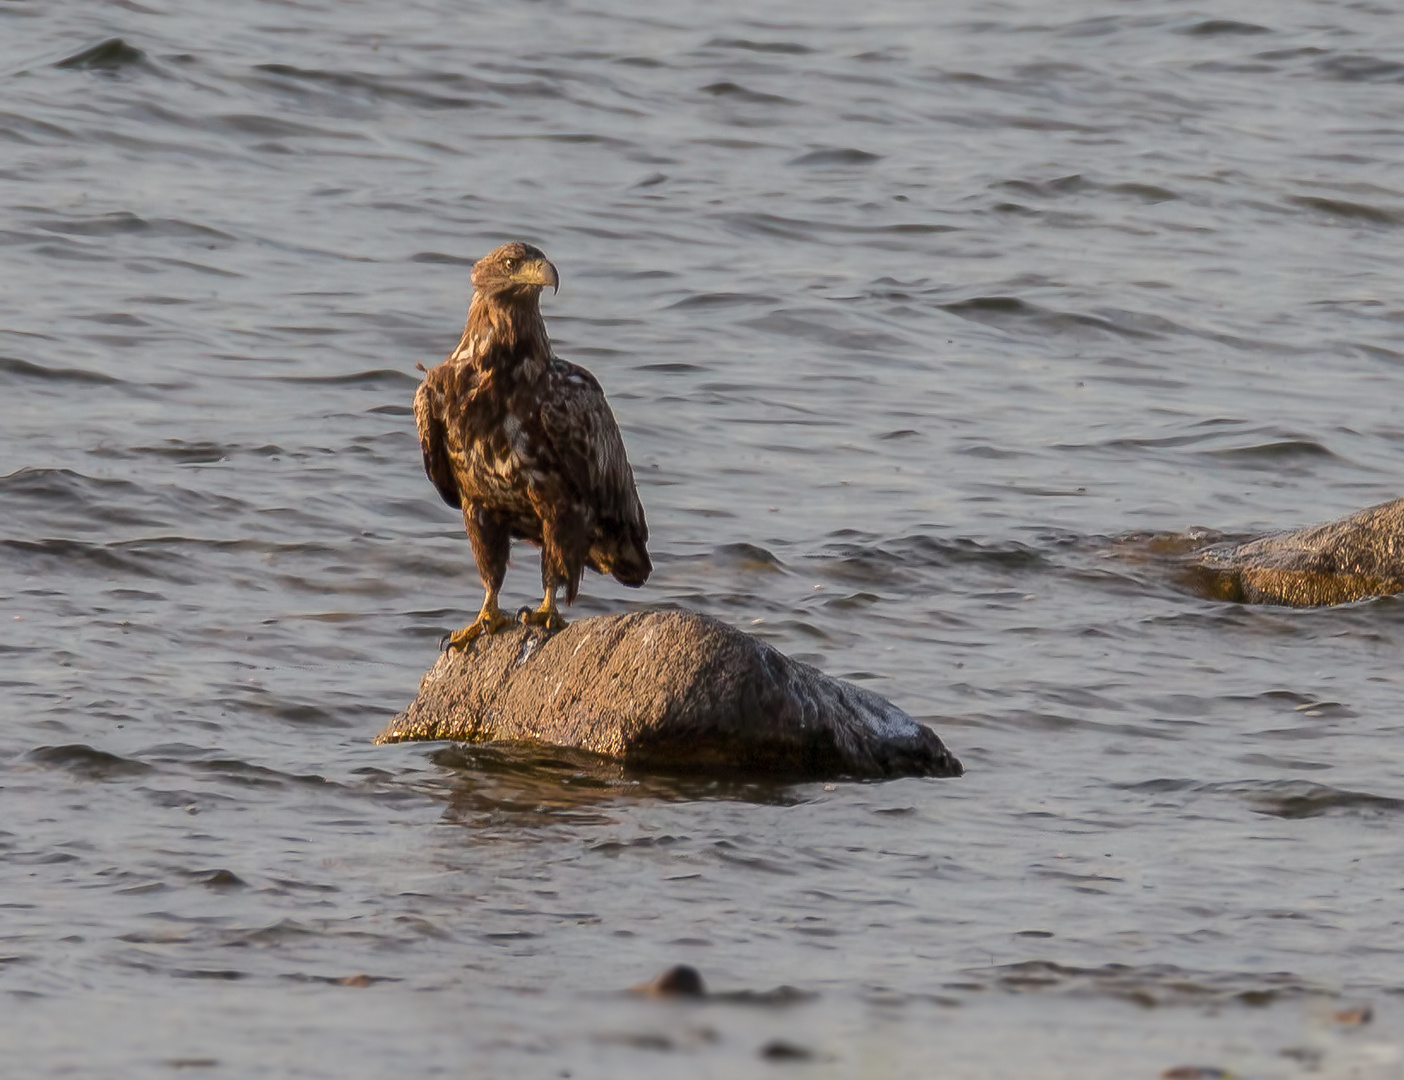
[376, 610, 962, 780]
[1186, 496, 1404, 606]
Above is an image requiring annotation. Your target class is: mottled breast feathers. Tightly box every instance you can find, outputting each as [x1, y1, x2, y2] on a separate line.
[413, 345, 649, 586]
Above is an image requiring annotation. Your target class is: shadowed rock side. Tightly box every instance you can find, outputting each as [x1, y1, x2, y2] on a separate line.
[1185, 497, 1404, 606]
[377, 610, 963, 780]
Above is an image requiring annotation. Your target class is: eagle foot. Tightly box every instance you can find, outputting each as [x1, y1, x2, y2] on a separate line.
[442, 609, 513, 653]
[518, 606, 567, 634]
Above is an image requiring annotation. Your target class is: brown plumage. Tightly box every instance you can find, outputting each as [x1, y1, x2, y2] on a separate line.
[414, 241, 651, 647]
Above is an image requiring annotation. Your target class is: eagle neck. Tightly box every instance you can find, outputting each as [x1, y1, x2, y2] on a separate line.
[456, 290, 551, 381]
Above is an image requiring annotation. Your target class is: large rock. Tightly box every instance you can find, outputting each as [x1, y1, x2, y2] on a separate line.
[376, 610, 962, 780]
[1185, 496, 1404, 606]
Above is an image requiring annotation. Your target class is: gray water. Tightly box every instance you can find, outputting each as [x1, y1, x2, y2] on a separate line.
[4, 1, 1404, 1075]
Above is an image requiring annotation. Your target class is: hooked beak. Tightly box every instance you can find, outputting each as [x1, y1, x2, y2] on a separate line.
[518, 258, 559, 294]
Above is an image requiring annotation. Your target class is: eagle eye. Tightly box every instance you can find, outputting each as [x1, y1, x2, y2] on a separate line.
[503, 257, 518, 272]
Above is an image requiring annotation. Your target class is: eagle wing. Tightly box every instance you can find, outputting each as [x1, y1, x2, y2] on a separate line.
[414, 366, 461, 510]
[538, 359, 647, 537]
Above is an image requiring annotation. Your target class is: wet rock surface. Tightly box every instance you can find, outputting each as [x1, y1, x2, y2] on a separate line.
[376, 610, 962, 780]
[1185, 497, 1404, 607]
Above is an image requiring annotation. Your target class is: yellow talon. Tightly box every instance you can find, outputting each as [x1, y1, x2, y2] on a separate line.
[443, 604, 512, 652]
[519, 608, 567, 633]
[518, 591, 567, 633]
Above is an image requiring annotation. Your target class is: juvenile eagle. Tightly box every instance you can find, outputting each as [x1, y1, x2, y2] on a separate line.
[414, 242, 651, 650]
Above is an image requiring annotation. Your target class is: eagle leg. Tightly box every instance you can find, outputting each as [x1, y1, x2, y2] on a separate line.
[519, 509, 581, 634]
[445, 505, 513, 651]
[444, 591, 512, 652]
[519, 585, 567, 633]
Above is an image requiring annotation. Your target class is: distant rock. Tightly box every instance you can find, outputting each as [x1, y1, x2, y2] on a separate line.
[633, 965, 706, 998]
[1186, 497, 1404, 606]
[628, 963, 817, 1005]
[376, 610, 962, 780]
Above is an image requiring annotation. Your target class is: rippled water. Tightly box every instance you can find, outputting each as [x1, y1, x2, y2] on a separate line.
[4, 0, 1404, 1075]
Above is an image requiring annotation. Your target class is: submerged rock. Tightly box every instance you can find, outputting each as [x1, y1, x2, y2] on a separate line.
[1185, 496, 1404, 606]
[376, 610, 962, 780]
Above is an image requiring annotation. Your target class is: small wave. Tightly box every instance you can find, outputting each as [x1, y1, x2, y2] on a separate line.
[1237, 753, 1333, 772]
[742, 310, 909, 353]
[700, 82, 795, 106]
[251, 368, 421, 388]
[984, 959, 1323, 1007]
[789, 147, 881, 167]
[30, 242, 105, 263]
[171, 969, 247, 981]
[251, 64, 485, 111]
[431, 744, 802, 816]
[667, 291, 776, 310]
[709, 542, 788, 573]
[956, 443, 1027, 459]
[1115, 777, 1199, 794]
[1106, 182, 1178, 203]
[1179, 20, 1270, 36]
[823, 591, 881, 611]
[214, 113, 365, 140]
[187, 869, 249, 890]
[718, 211, 955, 242]
[0, 466, 252, 525]
[76, 313, 151, 327]
[1254, 46, 1328, 62]
[704, 38, 814, 55]
[1080, 431, 1218, 452]
[1231, 780, 1404, 819]
[814, 534, 1046, 587]
[635, 361, 704, 372]
[1201, 439, 1338, 462]
[1289, 195, 1402, 226]
[33, 211, 234, 241]
[192, 758, 332, 787]
[939, 296, 1160, 340]
[218, 693, 348, 728]
[282, 973, 400, 987]
[995, 175, 1179, 205]
[0, 538, 196, 582]
[536, 133, 634, 147]
[53, 38, 151, 74]
[144, 256, 242, 278]
[996, 175, 1091, 198]
[0, 111, 75, 144]
[1315, 53, 1404, 83]
[0, 466, 144, 502]
[87, 439, 284, 463]
[220, 919, 321, 947]
[409, 251, 477, 265]
[0, 356, 120, 385]
[27, 744, 152, 780]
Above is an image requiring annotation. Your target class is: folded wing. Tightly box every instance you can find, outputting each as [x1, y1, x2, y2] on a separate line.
[414, 368, 461, 511]
[538, 360, 651, 585]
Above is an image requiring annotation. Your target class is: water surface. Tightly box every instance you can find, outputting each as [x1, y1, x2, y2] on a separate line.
[3, 0, 1404, 1075]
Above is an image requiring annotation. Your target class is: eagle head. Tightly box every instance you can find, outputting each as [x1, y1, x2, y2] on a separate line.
[471, 241, 560, 299]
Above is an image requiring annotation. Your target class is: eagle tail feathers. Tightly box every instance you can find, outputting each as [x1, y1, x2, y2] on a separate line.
[588, 523, 651, 589]
[611, 545, 651, 588]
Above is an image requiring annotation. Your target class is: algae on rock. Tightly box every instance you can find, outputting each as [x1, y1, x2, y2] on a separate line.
[1185, 496, 1404, 606]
